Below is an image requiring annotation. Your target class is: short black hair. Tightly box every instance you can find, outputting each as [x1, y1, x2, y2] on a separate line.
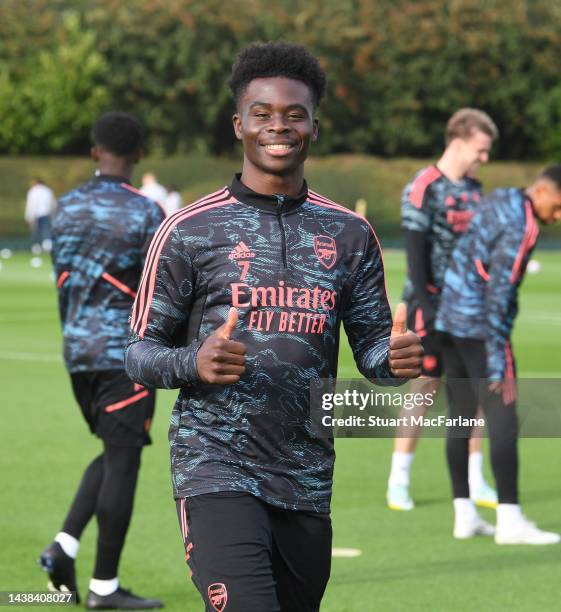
[91, 111, 144, 156]
[229, 41, 327, 108]
[541, 165, 561, 190]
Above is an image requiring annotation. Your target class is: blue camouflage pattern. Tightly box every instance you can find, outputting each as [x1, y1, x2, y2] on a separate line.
[401, 165, 483, 305]
[436, 188, 540, 379]
[51, 175, 165, 372]
[125, 178, 396, 513]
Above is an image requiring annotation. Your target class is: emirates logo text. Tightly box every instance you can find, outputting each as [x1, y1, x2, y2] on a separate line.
[231, 280, 337, 335]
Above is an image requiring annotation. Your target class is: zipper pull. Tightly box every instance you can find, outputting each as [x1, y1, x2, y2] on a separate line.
[274, 194, 286, 212]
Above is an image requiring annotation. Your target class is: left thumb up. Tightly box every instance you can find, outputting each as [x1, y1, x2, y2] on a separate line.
[391, 302, 407, 337]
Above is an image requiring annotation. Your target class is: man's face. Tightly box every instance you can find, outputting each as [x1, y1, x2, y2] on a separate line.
[233, 77, 319, 177]
[458, 129, 493, 174]
[534, 180, 561, 224]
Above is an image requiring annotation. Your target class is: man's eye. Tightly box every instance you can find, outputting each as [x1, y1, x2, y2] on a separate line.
[289, 114, 305, 120]
[254, 113, 269, 119]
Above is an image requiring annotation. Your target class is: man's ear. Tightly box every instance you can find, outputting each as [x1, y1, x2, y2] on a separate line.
[312, 118, 319, 142]
[90, 146, 99, 162]
[233, 113, 243, 141]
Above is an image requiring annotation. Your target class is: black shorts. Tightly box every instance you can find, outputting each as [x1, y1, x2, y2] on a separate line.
[176, 492, 332, 612]
[70, 369, 155, 447]
[407, 303, 443, 377]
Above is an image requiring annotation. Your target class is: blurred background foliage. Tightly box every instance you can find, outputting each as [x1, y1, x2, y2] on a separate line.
[2, 0, 561, 241]
[2, 0, 561, 159]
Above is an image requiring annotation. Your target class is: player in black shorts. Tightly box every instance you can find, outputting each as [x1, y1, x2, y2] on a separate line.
[386, 109, 499, 511]
[125, 42, 423, 611]
[39, 112, 165, 609]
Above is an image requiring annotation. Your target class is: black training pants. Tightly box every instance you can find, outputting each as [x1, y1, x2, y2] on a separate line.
[439, 332, 518, 504]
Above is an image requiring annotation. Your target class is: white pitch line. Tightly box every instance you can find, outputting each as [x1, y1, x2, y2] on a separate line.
[332, 548, 362, 558]
[0, 351, 62, 363]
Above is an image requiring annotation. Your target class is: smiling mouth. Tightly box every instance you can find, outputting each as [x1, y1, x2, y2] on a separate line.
[264, 144, 294, 151]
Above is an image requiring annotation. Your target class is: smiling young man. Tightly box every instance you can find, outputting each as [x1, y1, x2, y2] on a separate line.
[125, 42, 422, 611]
[436, 166, 561, 544]
[386, 109, 499, 512]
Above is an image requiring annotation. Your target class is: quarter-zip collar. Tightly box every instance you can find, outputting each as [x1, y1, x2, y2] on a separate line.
[229, 173, 308, 213]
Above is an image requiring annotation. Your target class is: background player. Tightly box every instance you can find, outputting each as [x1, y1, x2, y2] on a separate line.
[436, 165, 561, 543]
[125, 42, 423, 612]
[39, 112, 165, 608]
[25, 177, 57, 254]
[387, 109, 499, 511]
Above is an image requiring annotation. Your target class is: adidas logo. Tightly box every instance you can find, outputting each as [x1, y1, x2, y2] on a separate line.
[228, 241, 255, 260]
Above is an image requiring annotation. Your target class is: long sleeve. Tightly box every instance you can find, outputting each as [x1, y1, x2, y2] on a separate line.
[404, 228, 435, 329]
[401, 174, 436, 325]
[483, 207, 528, 380]
[125, 225, 202, 389]
[125, 333, 202, 389]
[50, 223, 69, 324]
[342, 226, 395, 382]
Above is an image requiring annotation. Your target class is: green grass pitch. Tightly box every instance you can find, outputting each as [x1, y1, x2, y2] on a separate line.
[1, 249, 560, 611]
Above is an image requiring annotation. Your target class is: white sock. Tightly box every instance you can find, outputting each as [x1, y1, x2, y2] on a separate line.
[89, 577, 119, 597]
[453, 498, 477, 522]
[55, 532, 79, 559]
[388, 452, 414, 487]
[497, 503, 522, 527]
[468, 451, 485, 491]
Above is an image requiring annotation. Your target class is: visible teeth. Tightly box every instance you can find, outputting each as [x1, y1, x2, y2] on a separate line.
[266, 144, 292, 150]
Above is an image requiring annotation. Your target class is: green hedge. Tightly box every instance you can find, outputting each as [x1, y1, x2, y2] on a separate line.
[3, 1, 561, 159]
[2, 154, 559, 244]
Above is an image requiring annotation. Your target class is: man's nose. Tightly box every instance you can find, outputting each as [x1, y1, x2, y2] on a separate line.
[268, 115, 289, 132]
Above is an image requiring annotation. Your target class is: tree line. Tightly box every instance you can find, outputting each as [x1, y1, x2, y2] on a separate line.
[1, 0, 561, 159]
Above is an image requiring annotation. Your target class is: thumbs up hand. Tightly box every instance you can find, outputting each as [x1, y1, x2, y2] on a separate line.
[389, 302, 423, 378]
[196, 307, 247, 385]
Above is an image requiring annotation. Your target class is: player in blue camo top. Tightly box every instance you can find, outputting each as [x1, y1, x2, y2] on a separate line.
[39, 112, 165, 609]
[387, 109, 499, 512]
[436, 165, 561, 545]
[125, 42, 423, 612]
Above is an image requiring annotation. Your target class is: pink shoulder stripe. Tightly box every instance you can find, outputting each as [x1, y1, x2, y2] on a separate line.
[139, 185, 228, 278]
[188, 186, 230, 209]
[132, 193, 236, 337]
[409, 166, 442, 209]
[308, 193, 377, 237]
[131, 187, 229, 327]
[132, 187, 231, 333]
[308, 190, 351, 212]
[307, 193, 391, 310]
[121, 183, 167, 216]
[509, 201, 540, 284]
